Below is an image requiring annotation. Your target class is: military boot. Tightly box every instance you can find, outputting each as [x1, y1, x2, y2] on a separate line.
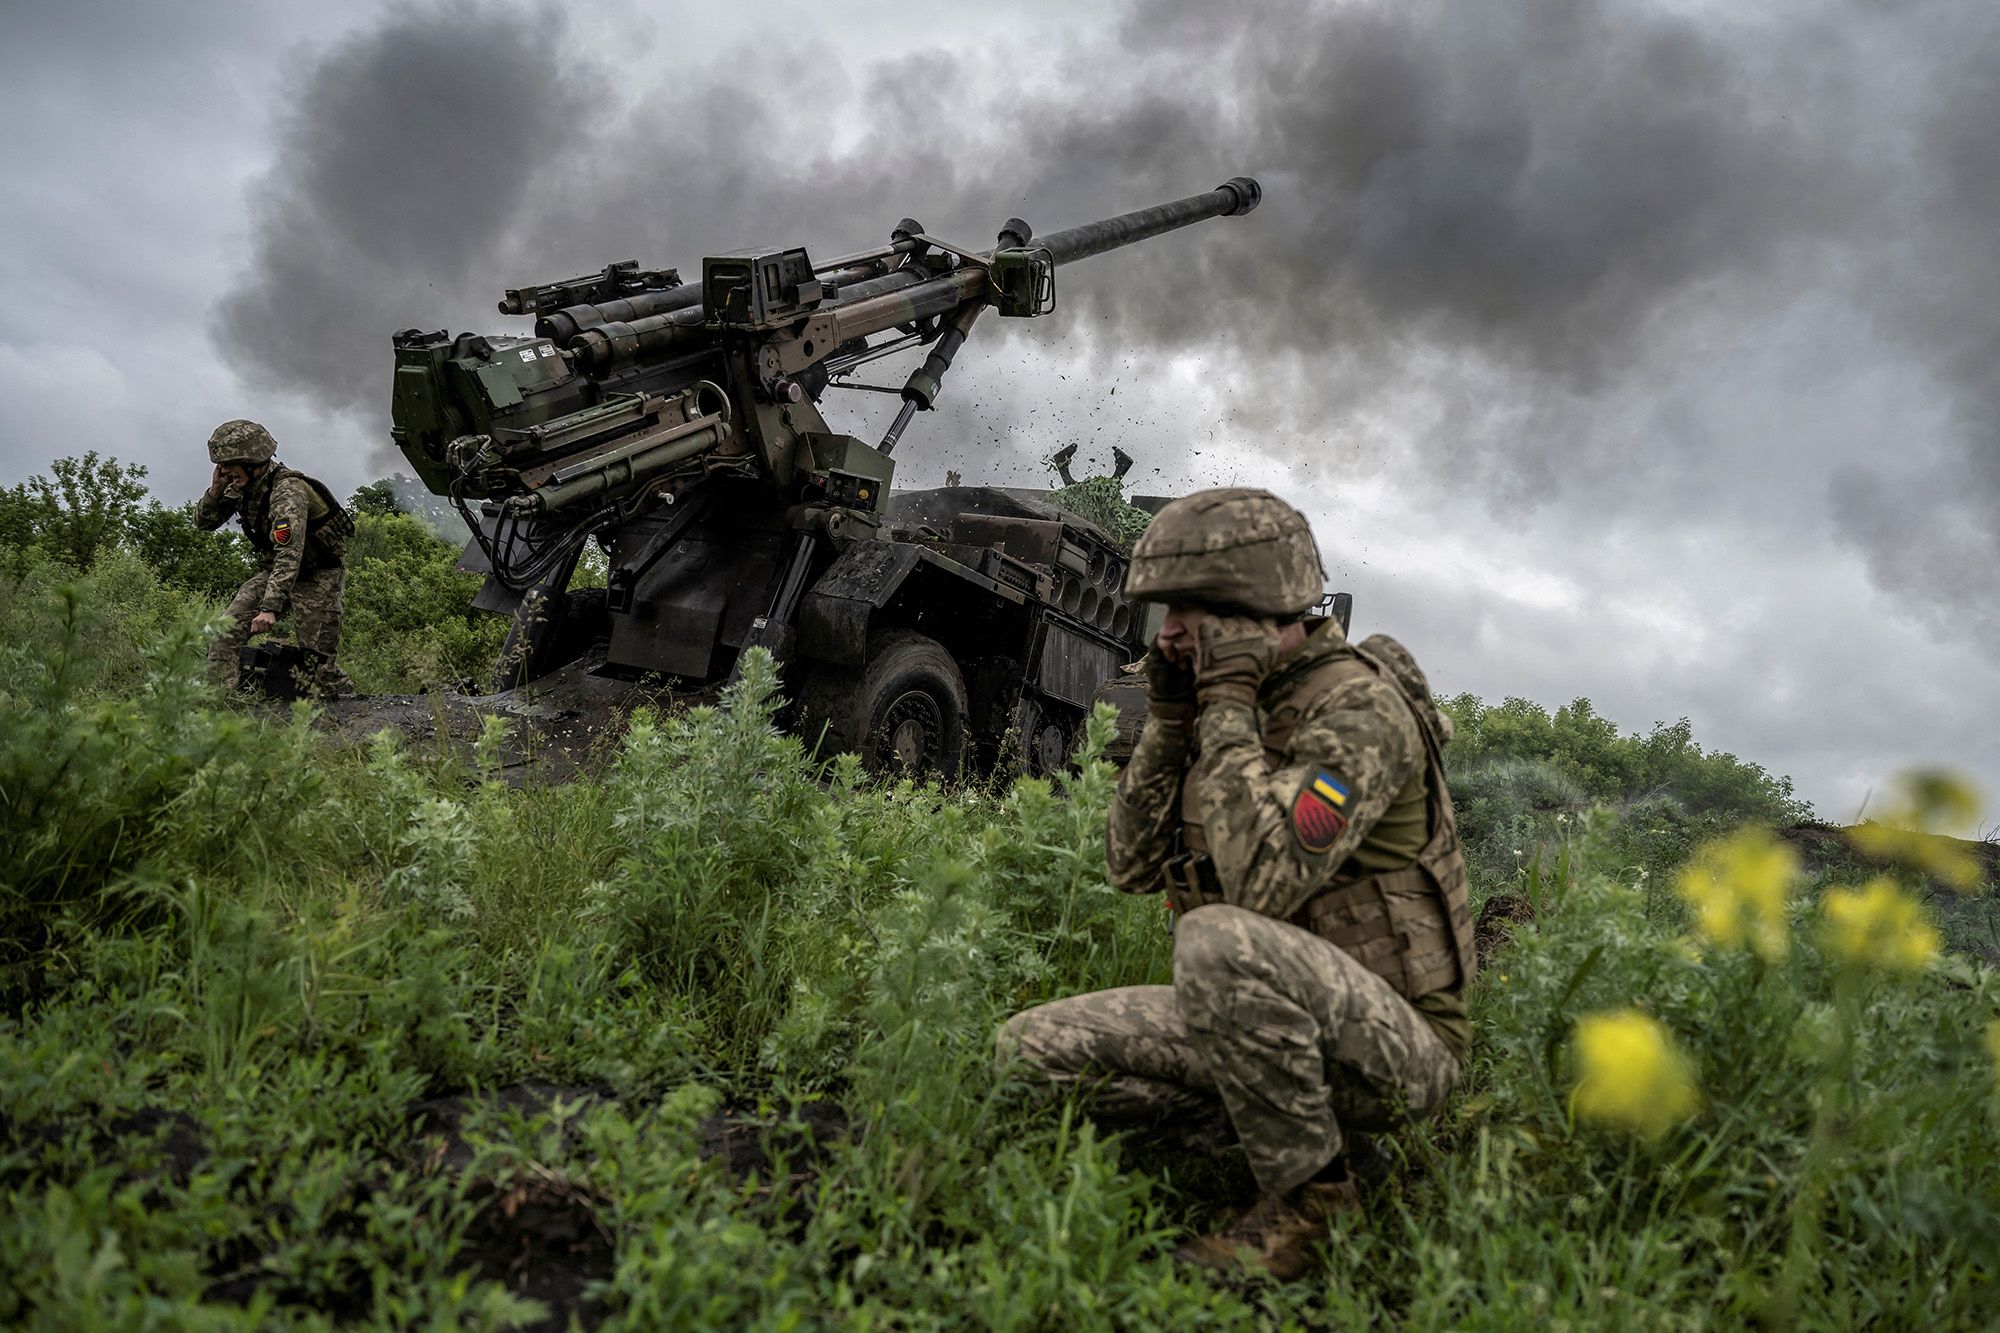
[1172, 1176, 1360, 1280]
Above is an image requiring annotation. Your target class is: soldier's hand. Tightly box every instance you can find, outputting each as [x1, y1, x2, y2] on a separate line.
[250, 611, 277, 636]
[210, 464, 229, 494]
[1143, 650, 1196, 721]
[1194, 615, 1280, 708]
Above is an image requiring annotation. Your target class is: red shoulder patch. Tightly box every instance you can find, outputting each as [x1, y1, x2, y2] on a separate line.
[272, 521, 292, 546]
[1291, 784, 1347, 854]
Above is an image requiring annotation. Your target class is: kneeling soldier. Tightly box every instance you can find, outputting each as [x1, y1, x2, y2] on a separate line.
[196, 419, 357, 698]
[996, 487, 1475, 1280]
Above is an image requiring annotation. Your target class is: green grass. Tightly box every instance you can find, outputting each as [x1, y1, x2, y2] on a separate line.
[2, 542, 1998, 1329]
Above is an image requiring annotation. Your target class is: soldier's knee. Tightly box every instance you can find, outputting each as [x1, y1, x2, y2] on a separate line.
[993, 1015, 1022, 1075]
[994, 1009, 1042, 1078]
[206, 632, 241, 675]
[1172, 905, 1261, 983]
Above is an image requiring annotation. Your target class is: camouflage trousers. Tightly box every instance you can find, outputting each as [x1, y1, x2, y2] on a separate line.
[207, 568, 355, 696]
[996, 904, 1460, 1196]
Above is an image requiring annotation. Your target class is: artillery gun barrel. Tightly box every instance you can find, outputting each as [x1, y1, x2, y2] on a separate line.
[823, 177, 1260, 348]
[1033, 177, 1262, 265]
[564, 178, 1260, 374]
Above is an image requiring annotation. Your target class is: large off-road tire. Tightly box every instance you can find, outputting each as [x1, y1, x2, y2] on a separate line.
[1007, 695, 1080, 777]
[799, 630, 969, 778]
[492, 587, 610, 692]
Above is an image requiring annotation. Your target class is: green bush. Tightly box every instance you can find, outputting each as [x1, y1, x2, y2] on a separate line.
[1047, 476, 1153, 548]
[125, 501, 259, 601]
[2, 454, 506, 695]
[0, 606, 1993, 1326]
[0, 452, 149, 570]
[3, 465, 1995, 1328]
[1442, 693, 1805, 822]
[0, 453, 255, 600]
[0, 583, 318, 997]
[336, 512, 506, 693]
[1442, 694, 1811, 907]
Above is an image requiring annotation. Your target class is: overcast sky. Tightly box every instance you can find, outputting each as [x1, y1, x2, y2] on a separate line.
[5, 0, 1998, 820]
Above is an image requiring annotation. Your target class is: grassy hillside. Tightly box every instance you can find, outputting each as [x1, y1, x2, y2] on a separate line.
[3, 460, 1997, 1329]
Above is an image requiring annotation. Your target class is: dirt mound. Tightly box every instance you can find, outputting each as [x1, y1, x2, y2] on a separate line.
[1781, 824, 1999, 963]
[1780, 823, 1999, 881]
[2, 1104, 207, 1188]
[310, 657, 678, 784]
[399, 1083, 852, 1326]
[407, 1082, 616, 1329]
[1474, 893, 1535, 966]
[695, 1099, 850, 1180]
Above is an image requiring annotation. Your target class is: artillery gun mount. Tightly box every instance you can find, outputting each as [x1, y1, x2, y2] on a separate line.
[375, 180, 1269, 775]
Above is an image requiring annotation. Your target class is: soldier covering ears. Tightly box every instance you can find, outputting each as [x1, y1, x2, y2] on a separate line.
[996, 487, 1475, 1280]
[196, 419, 357, 698]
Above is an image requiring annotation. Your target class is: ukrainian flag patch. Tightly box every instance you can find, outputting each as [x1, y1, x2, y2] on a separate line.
[1291, 769, 1350, 854]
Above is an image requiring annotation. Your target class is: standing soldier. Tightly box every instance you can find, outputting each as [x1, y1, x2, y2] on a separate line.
[995, 488, 1475, 1280]
[196, 420, 357, 697]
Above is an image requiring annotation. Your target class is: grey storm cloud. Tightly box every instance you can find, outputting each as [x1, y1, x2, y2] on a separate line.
[211, 0, 2000, 639]
[212, 1, 591, 415]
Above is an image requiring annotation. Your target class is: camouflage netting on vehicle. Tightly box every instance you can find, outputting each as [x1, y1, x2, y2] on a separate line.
[1047, 477, 1152, 549]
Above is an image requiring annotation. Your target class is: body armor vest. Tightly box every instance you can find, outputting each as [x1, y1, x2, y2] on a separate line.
[240, 465, 354, 574]
[1168, 643, 1477, 1000]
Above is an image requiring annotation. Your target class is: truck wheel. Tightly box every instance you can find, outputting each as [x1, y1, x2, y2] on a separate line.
[492, 587, 609, 692]
[1009, 697, 1076, 776]
[801, 630, 968, 777]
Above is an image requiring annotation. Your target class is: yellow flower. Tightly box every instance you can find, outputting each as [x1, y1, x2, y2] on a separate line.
[1848, 769, 1987, 889]
[1676, 829, 1798, 960]
[1902, 768, 1984, 831]
[1569, 1010, 1701, 1140]
[1848, 823, 1984, 890]
[1819, 877, 1940, 973]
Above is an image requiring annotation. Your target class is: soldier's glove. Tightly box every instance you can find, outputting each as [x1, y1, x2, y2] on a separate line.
[1144, 651, 1197, 724]
[1194, 616, 1279, 710]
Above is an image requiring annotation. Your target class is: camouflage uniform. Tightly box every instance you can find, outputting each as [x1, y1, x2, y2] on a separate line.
[196, 421, 355, 696]
[997, 489, 1475, 1255]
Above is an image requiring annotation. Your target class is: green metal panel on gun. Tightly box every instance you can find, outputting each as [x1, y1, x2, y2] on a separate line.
[387, 178, 1266, 774]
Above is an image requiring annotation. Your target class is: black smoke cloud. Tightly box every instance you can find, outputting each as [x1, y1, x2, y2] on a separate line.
[213, 0, 2000, 635]
[214, 1, 591, 414]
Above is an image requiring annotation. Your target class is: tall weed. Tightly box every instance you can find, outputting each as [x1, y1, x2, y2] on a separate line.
[2, 565, 1995, 1328]
[0, 585, 316, 992]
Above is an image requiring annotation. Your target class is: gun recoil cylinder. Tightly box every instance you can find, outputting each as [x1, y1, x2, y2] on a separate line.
[881, 300, 984, 456]
[537, 282, 706, 344]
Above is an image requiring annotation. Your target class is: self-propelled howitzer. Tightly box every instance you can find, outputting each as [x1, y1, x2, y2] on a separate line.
[389, 178, 1261, 775]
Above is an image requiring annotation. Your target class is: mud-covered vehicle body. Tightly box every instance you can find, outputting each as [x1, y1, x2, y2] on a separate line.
[393, 180, 1265, 772]
[464, 478, 1158, 773]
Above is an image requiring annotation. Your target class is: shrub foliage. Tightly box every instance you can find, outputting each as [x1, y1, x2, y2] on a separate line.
[1, 455, 1995, 1328]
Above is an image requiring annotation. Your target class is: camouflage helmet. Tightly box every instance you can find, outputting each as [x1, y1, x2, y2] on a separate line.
[207, 419, 277, 465]
[1124, 487, 1323, 616]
